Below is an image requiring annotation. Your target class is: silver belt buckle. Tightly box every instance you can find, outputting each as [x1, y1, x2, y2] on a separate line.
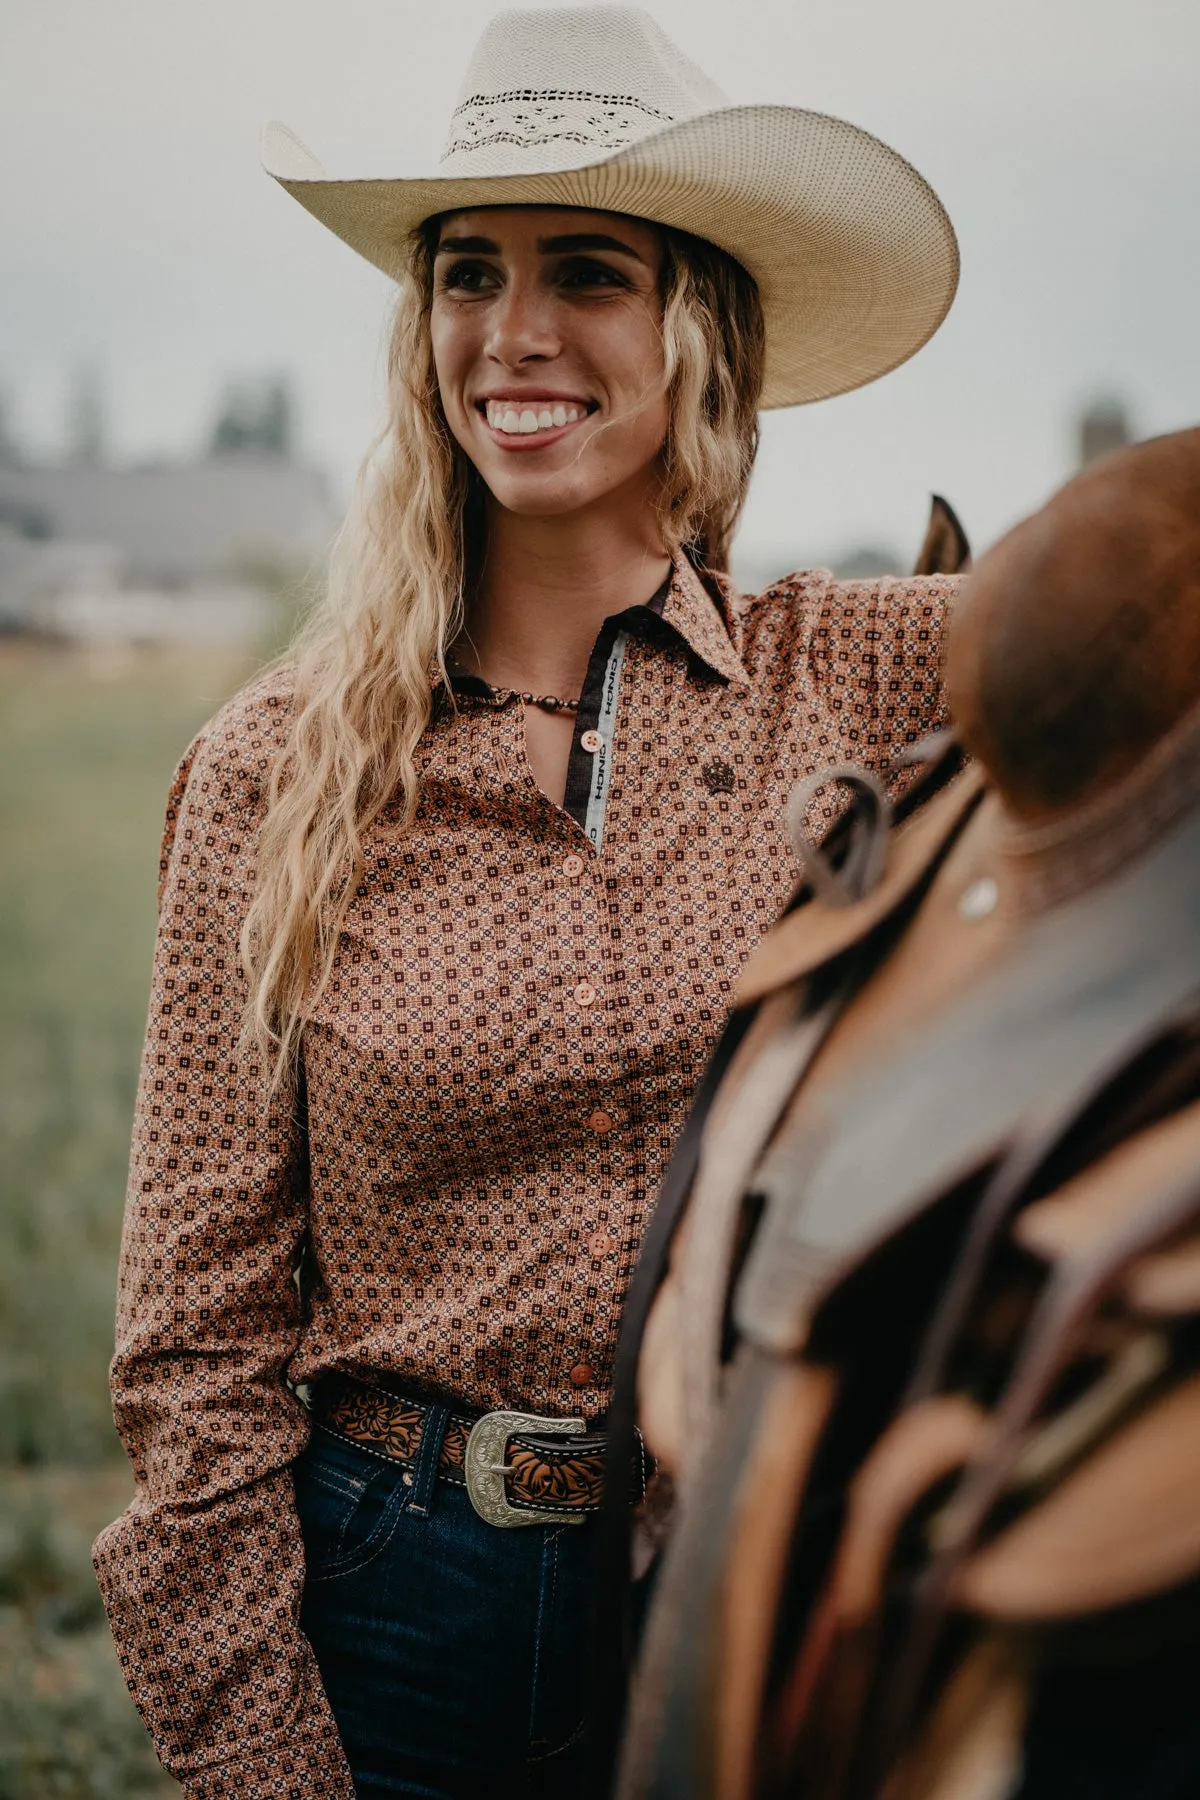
[464, 1409, 587, 1528]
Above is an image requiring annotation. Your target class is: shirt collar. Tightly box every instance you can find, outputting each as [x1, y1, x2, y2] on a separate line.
[430, 552, 751, 698]
[652, 554, 751, 689]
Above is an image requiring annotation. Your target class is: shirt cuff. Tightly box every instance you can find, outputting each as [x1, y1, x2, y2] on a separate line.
[181, 1713, 356, 1800]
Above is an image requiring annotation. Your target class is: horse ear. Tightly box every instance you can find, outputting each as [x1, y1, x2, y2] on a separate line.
[913, 494, 971, 575]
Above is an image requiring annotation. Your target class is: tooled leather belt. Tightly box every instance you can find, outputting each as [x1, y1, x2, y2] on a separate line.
[309, 1372, 645, 1527]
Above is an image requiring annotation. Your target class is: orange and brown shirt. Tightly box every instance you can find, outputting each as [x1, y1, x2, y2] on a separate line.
[94, 555, 957, 1798]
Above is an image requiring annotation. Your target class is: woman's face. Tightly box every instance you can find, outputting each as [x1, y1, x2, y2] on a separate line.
[430, 206, 670, 523]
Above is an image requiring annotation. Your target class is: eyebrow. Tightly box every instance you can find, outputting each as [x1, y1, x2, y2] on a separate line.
[436, 231, 648, 264]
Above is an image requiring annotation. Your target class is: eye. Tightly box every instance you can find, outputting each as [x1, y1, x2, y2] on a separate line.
[438, 259, 500, 294]
[557, 257, 631, 291]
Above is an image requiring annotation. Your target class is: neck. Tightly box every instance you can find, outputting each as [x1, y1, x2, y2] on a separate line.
[458, 488, 673, 697]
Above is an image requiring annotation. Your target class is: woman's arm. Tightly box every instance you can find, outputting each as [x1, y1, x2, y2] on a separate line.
[92, 690, 355, 1800]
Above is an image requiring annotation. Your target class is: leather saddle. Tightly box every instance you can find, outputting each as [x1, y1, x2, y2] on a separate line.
[603, 428, 1200, 1800]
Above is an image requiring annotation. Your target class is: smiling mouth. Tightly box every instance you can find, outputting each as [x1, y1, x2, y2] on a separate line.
[477, 398, 597, 442]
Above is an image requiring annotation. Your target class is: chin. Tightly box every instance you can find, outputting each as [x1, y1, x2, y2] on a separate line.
[468, 443, 610, 513]
[486, 475, 602, 518]
[474, 448, 663, 523]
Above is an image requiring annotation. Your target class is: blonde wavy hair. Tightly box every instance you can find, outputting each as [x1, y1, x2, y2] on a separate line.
[243, 218, 766, 1091]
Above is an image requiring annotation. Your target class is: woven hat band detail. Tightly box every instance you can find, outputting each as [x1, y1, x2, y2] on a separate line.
[441, 88, 678, 173]
[437, 5, 728, 175]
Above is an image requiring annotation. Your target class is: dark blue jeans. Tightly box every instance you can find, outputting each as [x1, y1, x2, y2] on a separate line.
[295, 1418, 604, 1798]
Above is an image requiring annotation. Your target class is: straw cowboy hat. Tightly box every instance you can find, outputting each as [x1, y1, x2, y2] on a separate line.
[262, 4, 959, 408]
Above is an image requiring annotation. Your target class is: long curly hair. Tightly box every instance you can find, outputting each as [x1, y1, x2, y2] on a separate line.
[242, 219, 765, 1091]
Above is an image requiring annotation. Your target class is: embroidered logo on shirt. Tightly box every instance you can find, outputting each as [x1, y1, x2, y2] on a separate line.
[700, 757, 736, 795]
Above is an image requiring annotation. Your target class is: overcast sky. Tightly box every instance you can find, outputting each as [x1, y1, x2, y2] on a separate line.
[2, 0, 1197, 574]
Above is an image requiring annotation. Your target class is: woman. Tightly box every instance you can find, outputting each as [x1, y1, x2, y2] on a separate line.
[94, 8, 962, 1798]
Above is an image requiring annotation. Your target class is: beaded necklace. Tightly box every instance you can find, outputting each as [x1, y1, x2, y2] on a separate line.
[449, 660, 582, 714]
[495, 690, 580, 714]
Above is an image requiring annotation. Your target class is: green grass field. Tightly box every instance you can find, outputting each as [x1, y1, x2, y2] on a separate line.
[0, 641, 256, 1799]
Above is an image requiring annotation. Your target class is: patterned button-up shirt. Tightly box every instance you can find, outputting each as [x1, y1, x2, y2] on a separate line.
[94, 555, 957, 1798]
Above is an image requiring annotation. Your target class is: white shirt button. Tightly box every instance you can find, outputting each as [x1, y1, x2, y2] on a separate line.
[581, 729, 603, 753]
[562, 854, 584, 878]
[573, 981, 598, 1008]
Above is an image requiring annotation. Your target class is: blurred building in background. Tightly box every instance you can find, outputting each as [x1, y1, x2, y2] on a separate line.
[1078, 395, 1133, 468]
[0, 375, 339, 646]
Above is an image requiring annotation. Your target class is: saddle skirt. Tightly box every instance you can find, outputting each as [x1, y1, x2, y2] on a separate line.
[737, 784, 1200, 1359]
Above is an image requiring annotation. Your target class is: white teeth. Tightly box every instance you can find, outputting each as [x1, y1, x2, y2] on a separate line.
[484, 400, 588, 433]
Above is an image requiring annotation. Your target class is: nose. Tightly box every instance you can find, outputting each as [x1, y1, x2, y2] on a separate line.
[484, 277, 561, 368]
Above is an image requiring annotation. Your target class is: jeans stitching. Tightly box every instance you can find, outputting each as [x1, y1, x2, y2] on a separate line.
[300, 1437, 414, 1585]
[526, 1715, 586, 1765]
[529, 1527, 579, 1758]
[301, 1465, 365, 1503]
[406, 1402, 449, 1518]
[304, 1477, 410, 1584]
[527, 1529, 551, 1747]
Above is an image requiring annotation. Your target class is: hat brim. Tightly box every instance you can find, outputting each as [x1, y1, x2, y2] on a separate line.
[262, 104, 959, 409]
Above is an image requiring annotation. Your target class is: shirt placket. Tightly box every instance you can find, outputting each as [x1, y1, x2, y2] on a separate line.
[530, 619, 644, 1402]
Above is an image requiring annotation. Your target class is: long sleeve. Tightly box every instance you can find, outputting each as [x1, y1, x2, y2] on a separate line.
[93, 694, 356, 1800]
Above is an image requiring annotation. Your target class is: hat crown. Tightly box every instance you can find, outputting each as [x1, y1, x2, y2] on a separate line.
[440, 5, 729, 176]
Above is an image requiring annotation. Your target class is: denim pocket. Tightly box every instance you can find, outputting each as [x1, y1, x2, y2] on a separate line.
[293, 1426, 410, 1583]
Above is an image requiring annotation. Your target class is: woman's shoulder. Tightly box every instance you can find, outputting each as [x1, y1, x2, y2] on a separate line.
[157, 665, 297, 890]
[165, 662, 299, 821]
[719, 563, 965, 615]
[712, 564, 964, 664]
[184, 661, 299, 781]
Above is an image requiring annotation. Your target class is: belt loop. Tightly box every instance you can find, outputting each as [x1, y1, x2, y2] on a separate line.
[407, 1402, 450, 1518]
